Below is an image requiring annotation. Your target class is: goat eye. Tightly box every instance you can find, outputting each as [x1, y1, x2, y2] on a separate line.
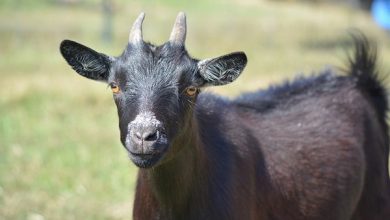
[185, 86, 198, 97]
[110, 83, 120, 94]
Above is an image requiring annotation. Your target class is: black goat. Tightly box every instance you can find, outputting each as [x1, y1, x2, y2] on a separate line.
[60, 12, 390, 220]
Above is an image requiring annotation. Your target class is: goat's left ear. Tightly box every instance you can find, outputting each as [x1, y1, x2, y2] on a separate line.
[60, 40, 114, 82]
[197, 52, 247, 86]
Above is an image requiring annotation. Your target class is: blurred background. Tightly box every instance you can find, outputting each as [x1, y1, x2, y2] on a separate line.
[1, 0, 390, 219]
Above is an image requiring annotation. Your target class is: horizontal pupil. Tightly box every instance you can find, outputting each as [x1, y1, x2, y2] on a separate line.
[187, 88, 196, 95]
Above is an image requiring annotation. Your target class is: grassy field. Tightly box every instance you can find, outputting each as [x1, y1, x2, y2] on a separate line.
[1, 0, 390, 219]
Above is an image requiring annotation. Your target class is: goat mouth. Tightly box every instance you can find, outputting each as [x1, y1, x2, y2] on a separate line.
[128, 151, 165, 168]
[125, 133, 169, 168]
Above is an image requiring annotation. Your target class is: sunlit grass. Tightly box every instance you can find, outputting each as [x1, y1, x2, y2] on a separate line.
[1, 0, 390, 219]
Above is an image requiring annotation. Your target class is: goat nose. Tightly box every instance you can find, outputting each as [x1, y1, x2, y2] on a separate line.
[133, 128, 159, 142]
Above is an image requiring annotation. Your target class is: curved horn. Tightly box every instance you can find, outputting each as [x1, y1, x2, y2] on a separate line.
[129, 12, 145, 44]
[169, 12, 186, 45]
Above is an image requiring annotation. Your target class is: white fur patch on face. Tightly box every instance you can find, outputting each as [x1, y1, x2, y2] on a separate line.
[129, 111, 162, 128]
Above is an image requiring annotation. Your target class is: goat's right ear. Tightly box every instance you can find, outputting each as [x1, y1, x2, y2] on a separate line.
[60, 40, 113, 82]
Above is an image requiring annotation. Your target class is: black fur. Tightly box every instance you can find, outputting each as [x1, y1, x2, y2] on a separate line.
[60, 28, 390, 220]
[60, 40, 113, 81]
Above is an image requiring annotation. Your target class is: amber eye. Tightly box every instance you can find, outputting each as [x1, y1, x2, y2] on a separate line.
[110, 83, 120, 94]
[185, 86, 198, 97]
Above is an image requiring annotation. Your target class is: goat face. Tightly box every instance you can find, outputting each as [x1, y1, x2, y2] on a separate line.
[60, 12, 247, 168]
[110, 43, 200, 168]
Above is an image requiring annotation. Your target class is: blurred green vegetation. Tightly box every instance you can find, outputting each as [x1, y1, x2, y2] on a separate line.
[1, 0, 390, 219]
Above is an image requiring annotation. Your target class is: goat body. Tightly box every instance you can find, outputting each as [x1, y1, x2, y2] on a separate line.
[59, 13, 390, 220]
[133, 39, 390, 220]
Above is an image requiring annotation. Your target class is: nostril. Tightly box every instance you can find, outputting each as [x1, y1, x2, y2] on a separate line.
[131, 128, 160, 143]
[134, 132, 142, 140]
[143, 130, 159, 142]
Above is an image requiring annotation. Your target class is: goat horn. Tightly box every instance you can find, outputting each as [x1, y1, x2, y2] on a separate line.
[169, 12, 186, 45]
[129, 12, 145, 44]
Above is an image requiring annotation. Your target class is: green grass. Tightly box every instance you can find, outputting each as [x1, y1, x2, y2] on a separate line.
[1, 0, 390, 219]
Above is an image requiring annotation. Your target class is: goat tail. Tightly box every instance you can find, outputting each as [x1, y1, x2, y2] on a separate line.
[348, 34, 388, 121]
[348, 33, 389, 161]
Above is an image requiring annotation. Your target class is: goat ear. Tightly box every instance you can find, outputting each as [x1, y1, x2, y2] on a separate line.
[60, 40, 113, 82]
[197, 52, 247, 86]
